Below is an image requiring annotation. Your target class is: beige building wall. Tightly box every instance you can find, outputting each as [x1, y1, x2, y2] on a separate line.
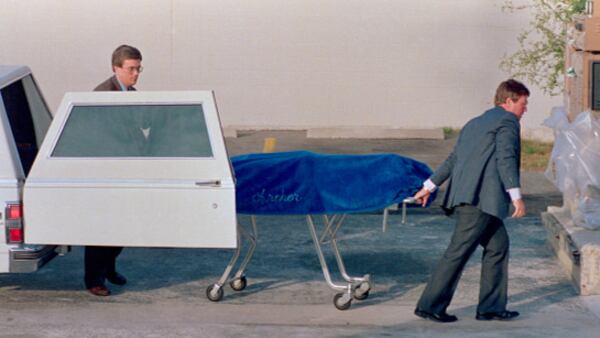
[0, 0, 561, 140]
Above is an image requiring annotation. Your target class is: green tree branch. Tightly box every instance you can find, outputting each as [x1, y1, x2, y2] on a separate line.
[501, 0, 587, 95]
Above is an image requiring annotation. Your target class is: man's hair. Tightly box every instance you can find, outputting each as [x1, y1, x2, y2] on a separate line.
[494, 79, 529, 106]
[111, 44, 142, 67]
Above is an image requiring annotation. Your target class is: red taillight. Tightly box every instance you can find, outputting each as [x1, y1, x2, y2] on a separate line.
[8, 228, 23, 242]
[7, 204, 22, 220]
[5, 202, 24, 244]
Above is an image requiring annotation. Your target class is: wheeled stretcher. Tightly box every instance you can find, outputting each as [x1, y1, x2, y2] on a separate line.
[206, 151, 434, 310]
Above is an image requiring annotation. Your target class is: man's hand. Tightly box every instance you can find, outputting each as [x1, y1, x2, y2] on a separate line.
[413, 187, 431, 207]
[511, 199, 526, 218]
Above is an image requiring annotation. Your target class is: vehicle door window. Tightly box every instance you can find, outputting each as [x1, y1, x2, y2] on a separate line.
[0, 76, 52, 175]
[51, 104, 213, 158]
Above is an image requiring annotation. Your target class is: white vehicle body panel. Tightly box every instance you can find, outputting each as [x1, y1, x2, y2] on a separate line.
[25, 184, 235, 247]
[0, 180, 20, 272]
[24, 91, 236, 248]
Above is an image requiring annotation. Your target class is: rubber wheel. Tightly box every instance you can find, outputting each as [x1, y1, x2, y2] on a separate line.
[353, 281, 371, 300]
[229, 276, 247, 291]
[333, 293, 352, 310]
[353, 289, 370, 300]
[206, 284, 224, 302]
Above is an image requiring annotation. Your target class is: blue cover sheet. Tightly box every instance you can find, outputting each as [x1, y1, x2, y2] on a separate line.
[232, 151, 434, 215]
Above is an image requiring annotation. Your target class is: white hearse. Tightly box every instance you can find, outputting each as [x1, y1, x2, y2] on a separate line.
[0, 65, 57, 272]
[0, 65, 236, 273]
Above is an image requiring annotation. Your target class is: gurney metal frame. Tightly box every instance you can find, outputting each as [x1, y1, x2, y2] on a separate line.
[205, 198, 417, 310]
[206, 214, 371, 310]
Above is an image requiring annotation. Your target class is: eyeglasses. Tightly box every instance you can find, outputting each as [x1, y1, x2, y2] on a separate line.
[121, 66, 143, 74]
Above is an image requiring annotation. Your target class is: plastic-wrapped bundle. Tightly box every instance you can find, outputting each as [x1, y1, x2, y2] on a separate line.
[544, 107, 600, 229]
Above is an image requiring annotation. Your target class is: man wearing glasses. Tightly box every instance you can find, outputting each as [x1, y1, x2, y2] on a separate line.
[94, 44, 143, 91]
[86, 44, 142, 296]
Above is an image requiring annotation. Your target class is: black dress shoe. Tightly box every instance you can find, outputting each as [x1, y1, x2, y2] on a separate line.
[414, 308, 458, 323]
[476, 310, 520, 321]
[88, 286, 111, 296]
[107, 272, 127, 286]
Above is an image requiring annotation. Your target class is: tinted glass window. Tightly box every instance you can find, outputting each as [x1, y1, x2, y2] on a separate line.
[52, 104, 213, 157]
[22, 76, 52, 147]
[0, 76, 51, 175]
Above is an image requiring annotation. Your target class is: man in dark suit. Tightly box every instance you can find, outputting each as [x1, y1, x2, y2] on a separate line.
[94, 45, 143, 92]
[412, 79, 529, 322]
[85, 44, 143, 297]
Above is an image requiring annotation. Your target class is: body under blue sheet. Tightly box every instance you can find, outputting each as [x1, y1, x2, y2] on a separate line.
[232, 151, 435, 215]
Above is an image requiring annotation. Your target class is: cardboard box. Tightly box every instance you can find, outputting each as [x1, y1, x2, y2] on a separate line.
[572, 16, 600, 51]
[564, 48, 600, 121]
[594, 0, 600, 17]
[565, 46, 585, 120]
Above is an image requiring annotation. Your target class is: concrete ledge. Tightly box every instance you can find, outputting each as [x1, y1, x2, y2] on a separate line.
[224, 126, 556, 142]
[222, 127, 445, 139]
[223, 127, 238, 138]
[542, 207, 600, 295]
[306, 127, 444, 139]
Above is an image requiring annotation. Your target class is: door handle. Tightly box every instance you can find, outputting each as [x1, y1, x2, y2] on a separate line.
[195, 180, 221, 187]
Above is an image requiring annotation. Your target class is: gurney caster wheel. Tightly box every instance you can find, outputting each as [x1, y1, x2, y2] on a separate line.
[353, 289, 369, 301]
[230, 276, 247, 291]
[353, 281, 371, 300]
[333, 293, 352, 311]
[206, 284, 224, 302]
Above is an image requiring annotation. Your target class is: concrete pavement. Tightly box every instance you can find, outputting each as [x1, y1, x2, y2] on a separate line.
[0, 131, 598, 337]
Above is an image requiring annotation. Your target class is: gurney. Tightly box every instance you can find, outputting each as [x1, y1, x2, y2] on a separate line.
[206, 151, 434, 310]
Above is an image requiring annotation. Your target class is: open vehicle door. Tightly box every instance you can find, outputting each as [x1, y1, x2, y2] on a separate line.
[23, 91, 236, 248]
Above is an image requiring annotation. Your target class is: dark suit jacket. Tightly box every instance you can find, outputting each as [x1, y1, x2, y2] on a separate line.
[431, 106, 521, 219]
[94, 75, 136, 92]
